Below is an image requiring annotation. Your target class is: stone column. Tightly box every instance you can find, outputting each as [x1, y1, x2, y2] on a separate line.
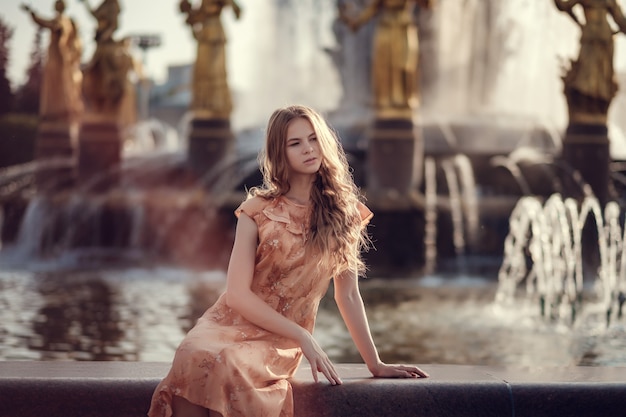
[561, 123, 610, 205]
[364, 117, 425, 276]
[35, 120, 77, 189]
[187, 117, 234, 176]
[366, 118, 423, 198]
[77, 119, 123, 190]
[77, 38, 131, 190]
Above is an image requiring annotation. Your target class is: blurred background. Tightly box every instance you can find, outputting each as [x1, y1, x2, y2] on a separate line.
[0, 0, 625, 367]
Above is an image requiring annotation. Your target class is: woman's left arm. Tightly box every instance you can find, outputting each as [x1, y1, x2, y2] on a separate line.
[333, 269, 429, 378]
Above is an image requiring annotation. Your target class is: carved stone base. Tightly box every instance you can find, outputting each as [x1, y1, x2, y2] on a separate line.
[35, 120, 77, 189]
[77, 121, 122, 191]
[561, 123, 611, 205]
[187, 117, 234, 176]
[366, 118, 423, 197]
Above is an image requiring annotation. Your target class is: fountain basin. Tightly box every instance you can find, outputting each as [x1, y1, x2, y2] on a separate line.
[0, 361, 624, 417]
[1, 267, 624, 365]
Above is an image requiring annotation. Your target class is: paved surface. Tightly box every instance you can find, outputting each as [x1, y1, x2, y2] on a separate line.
[0, 362, 625, 417]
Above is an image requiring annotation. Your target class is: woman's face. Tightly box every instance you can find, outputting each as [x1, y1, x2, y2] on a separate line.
[284, 117, 322, 178]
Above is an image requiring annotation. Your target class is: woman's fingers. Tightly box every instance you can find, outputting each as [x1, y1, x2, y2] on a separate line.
[301, 334, 343, 385]
[309, 356, 342, 385]
[412, 367, 429, 378]
[372, 363, 430, 378]
[394, 364, 429, 378]
[324, 360, 343, 385]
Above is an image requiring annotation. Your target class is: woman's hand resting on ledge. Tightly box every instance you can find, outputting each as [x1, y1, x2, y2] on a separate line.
[369, 362, 430, 379]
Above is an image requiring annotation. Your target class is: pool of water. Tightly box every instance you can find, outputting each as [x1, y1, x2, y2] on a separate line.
[1, 265, 625, 366]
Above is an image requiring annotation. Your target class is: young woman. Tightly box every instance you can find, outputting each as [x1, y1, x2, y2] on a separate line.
[148, 105, 428, 417]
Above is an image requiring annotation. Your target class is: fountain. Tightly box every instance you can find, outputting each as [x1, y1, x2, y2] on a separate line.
[0, 0, 625, 369]
[496, 194, 626, 326]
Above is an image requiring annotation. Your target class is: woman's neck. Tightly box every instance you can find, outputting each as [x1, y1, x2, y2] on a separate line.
[285, 174, 315, 205]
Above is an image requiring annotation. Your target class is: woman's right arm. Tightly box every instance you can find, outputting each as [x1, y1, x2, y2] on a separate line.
[224, 213, 342, 385]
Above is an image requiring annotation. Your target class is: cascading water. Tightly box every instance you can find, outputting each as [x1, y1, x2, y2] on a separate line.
[497, 194, 626, 325]
[422, 154, 480, 272]
[430, 0, 580, 125]
[423, 157, 438, 272]
[0, 127, 236, 270]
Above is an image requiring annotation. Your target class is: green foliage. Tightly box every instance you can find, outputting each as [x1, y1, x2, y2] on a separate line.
[13, 28, 44, 114]
[0, 17, 15, 115]
[0, 113, 38, 168]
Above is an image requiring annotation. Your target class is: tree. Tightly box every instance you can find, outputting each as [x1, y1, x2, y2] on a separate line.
[14, 28, 44, 114]
[0, 16, 14, 115]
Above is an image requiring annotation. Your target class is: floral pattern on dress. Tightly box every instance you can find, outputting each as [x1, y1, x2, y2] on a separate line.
[147, 196, 372, 417]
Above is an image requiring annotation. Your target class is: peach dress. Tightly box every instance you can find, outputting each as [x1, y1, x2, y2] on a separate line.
[148, 195, 372, 417]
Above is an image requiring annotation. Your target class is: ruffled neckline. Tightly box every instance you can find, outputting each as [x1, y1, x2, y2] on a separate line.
[262, 196, 311, 236]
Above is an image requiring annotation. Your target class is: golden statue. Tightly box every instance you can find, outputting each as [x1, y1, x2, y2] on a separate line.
[67, 20, 84, 120]
[21, 0, 83, 123]
[180, 0, 242, 119]
[339, 0, 432, 119]
[118, 37, 146, 128]
[80, 0, 130, 121]
[80, 0, 121, 42]
[555, 0, 626, 125]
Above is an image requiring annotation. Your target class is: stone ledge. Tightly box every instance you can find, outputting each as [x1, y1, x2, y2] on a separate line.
[0, 362, 624, 417]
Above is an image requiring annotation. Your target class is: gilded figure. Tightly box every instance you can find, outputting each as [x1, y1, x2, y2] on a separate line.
[80, 0, 130, 120]
[118, 37, 146, 128]
[339, 0, 432, 119]
[180, 0, 242, 119]
[21, 0, 83, 123]
[555, 0, 626, 124]
[80, 0, 121, 43]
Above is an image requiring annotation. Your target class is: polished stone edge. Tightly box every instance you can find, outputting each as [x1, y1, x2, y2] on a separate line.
[0, 362, 624, 417]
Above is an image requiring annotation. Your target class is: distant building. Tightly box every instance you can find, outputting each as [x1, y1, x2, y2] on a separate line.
[149, 63, 192, 131]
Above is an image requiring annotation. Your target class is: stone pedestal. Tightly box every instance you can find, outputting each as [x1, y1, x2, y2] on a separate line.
[363, 206, 426, 276]
[561, 123, 610, 205]
[364, 118, 425, 275]
[35, 120, 77, 189]
[187, 117, 234, 176]
[366, 118, 423, 197]
[35, 120, 75, 159]
[77, 121, 122, 190]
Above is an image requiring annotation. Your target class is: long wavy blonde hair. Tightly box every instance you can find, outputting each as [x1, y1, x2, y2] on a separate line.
[249, 105, 370, 276]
